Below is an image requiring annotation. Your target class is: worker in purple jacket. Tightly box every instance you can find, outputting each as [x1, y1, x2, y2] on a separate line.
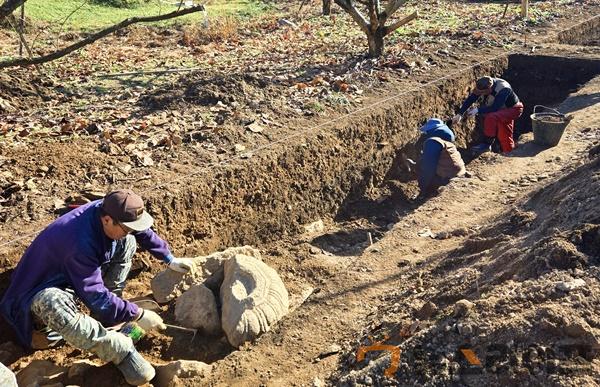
[0, 189, 195, 386]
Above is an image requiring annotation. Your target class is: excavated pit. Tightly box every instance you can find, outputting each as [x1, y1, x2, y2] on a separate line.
[0, 53, 599, 373]
[147, 54, 600, 259]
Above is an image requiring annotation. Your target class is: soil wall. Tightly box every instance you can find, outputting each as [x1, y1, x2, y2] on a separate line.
[146, 59, 511, 254]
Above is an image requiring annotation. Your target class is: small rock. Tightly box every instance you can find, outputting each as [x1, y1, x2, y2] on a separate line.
[453, 299, 475, 318]
[556, 278, 586, 292]
[155, 360, 211, 387]
[457, 323, 473, 336]
[309, 246, 321, 255]
[118, 164, 132, 175]
[175, 284, 221, 335]
[0, 363, 17, 387]
[416, 301, 438, 320]
[452, 227, 470, 237]
[319, 344, 342, 359]
[24, 178, 37, 191]
[303, 220, 325, 234]
[234, 144, 246, 153]
[313, 376, 324, 387]
[435, 231, 451, 240]
[397, 259, 411, 267]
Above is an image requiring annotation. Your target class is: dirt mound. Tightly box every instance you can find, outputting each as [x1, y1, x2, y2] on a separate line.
[332, 154, 600, 385]
[0, 71, 58, 110]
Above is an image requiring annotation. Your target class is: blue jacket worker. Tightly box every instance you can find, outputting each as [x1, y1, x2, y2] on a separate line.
[0, 189, 197, 386]
[418, 118, 466, 196]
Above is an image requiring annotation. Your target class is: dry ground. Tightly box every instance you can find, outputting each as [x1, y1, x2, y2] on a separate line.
[0, 1, 600, 386]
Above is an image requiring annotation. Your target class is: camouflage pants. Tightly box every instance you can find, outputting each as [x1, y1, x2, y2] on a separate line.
[30, 235, 137, 364]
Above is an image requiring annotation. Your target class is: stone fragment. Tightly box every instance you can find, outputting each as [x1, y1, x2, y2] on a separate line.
[303, 220, 325, 234]
[556, 278, 586, 292]
[175, 284, 221, 335]
[155, 360, 211, 387]
[453, 299, 475, 318]
[151, 246, 262, 303]
[416, 301, 438, 320]
[318, 344, 342, 359]
[16, 360, 66, 387]
[0, 362, 17, 387]
[457, 323, 473, 336]
[221, 254, 289, 347]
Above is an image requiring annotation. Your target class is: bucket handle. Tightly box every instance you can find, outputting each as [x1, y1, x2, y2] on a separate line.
[533, 105, 563, 116]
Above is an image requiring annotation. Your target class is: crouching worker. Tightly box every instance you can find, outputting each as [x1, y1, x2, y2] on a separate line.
[0, 189, 196, 386]
[453, 76, 524, 154]
[417, 118, 466, 197]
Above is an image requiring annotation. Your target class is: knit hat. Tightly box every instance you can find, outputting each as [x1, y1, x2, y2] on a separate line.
[419, 118, 445, 133]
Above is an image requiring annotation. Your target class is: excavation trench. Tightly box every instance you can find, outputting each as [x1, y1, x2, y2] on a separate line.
[148, 53, 600, 258]
[137, 51, 600, 367]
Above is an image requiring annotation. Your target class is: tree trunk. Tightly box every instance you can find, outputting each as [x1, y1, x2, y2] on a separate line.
[0, 0, 26, 21]
[366, 28, 385, 57]
[323, 0, 331, 15]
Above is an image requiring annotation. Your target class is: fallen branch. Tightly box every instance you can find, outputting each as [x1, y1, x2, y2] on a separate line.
[97, 66, 203, 78]
[0, 4, 205, 69]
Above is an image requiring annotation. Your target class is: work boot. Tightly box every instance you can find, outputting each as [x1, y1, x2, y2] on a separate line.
[116, 350, 155, 386]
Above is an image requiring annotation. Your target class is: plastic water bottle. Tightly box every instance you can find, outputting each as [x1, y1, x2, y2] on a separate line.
[120, 322, 145, 343]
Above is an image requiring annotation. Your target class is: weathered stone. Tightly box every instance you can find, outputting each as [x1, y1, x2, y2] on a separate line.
[151, 246, 262, 303]
[453, 299, 475, 318]
[416, 301, 438, 320]
[303, 220, 325, 234]
[319, 344, 342, 358]
[155, 360, 211, 387]
[16, 360, 66, 387]
[175, 284, 221, 335]
[556, 278, 586, 292]
[0, 362, 17, 387]
[221, 254, 289, 347]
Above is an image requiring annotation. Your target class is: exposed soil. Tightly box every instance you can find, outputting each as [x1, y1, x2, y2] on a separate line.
[1, 1, 600, 386]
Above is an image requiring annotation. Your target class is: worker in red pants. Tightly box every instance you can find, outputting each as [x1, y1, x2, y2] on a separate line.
[452, 76, 524, 154]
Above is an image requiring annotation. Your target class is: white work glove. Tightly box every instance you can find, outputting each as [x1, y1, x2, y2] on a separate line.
[168, 257, 196, 274]
[451, 114, 462, 124]
[466, 107, 479, 116]
[136, 309, 166, 332]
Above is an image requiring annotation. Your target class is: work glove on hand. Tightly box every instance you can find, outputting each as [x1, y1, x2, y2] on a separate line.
[136, 309, 166, 332]
[168, 257, 196, 274]
[451, 114, 463, 125]
[466, 107, 479, 117]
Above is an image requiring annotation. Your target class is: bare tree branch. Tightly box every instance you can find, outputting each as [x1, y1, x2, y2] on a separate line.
[0, 0, 26, 21]
[0, 4, 205, 69]
[381, 0, 410, 25]
[334, 0, 370, 35]
[384, 10, 417, 35]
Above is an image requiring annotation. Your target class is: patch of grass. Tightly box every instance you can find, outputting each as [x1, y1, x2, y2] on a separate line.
[181, 15, 239, 45]
[23, 0, 271, 32]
